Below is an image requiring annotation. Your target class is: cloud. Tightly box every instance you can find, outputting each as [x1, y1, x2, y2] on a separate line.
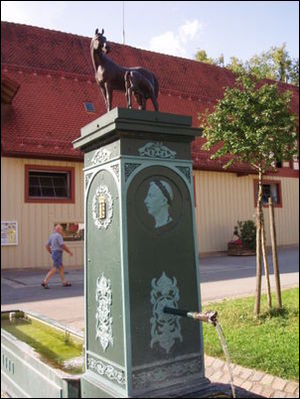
[148, 19, 203, 57]
[149, 31, 186, 57]
[179, 20, 202, 43]
[1, 1, 68, 29]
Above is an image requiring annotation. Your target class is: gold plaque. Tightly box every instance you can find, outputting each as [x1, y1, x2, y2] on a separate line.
[98, 195, 106, 219]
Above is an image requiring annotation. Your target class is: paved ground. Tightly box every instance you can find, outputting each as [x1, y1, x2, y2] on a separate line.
[1, 245, 299, 397]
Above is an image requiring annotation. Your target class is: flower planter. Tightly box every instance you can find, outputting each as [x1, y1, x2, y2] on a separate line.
[1, 310, 84, 398]
[227, 242, 256, 256]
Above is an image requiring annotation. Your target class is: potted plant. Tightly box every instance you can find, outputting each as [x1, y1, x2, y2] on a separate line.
[228, 220, 256, 255]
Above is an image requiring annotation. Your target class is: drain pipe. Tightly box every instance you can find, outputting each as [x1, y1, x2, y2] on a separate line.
[163, 307, 218, 326]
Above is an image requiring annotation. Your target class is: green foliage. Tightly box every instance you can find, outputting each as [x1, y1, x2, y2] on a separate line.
[195, 49, 224, 67]
[195, 43, 299, 86]
[203, 288, 299, 380]
[236, 220, 256, 249]
[200, 74, 298, 172]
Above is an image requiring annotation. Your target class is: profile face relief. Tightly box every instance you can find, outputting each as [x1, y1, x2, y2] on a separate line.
[144, 180, 174, 228]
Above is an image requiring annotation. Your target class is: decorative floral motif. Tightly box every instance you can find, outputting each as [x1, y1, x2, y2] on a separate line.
[85, 173, 93, 190]
[91, 148, 111, 165]
[88, 356, 125, 386]
[139, 142, 176, 159]
[124, 163, 141, 181]
[92, 185, 113, 230]
[176, 166, 192, 183]
[95, 273, 113, 351]
[132, 356, 202, 389]
[150, 272, 182, 353]
[110, 164, 120, 181]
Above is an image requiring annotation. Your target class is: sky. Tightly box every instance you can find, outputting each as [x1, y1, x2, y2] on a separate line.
[1, 1, 299, 64]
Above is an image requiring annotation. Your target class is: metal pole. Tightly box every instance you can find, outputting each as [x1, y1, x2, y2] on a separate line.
[122, 1, 125, 44]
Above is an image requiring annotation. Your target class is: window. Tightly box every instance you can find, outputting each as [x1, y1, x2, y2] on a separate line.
[25, 165, 75, 203]
[55, 222, 84, 241]
[254, 179, 282, 208]
[84, 102, 95, 112]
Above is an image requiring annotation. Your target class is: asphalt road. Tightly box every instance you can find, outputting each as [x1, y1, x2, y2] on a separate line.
[1, 246, 298, 330]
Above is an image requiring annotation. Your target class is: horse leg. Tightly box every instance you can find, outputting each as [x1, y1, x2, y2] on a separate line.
[99, 82, 108, 110]
[105, 83, 113, 111]
[151, 95, 159, 111]
[135, 93, 143, 110]
[127, 87, 133, 108]
[141, 96, 146, 110]
[125, 71, 132, 109]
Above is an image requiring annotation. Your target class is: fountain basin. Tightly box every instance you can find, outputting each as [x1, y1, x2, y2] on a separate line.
[1, 310, 84, 398]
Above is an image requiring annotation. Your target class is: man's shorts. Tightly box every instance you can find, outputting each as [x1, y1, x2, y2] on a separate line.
[51, 250, 63, 268]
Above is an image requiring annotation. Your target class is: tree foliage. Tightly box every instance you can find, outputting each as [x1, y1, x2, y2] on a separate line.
[195, 44, 299, 87]
[200, 74, 298, 171]
[200, 73, 298, 315]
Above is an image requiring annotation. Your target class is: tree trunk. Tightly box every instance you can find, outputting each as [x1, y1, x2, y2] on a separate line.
[269, 197, 282, 308]
[254, 168, 263, 316]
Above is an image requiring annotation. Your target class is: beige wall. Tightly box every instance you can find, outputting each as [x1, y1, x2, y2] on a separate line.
[1, 158, 299, 268]
[1, 157, 84, 269]
[194, 170, 299, 254]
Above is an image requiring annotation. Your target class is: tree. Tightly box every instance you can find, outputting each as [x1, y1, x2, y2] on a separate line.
[195, 44, 299, 87]
[195, 49, 225, 67]
[199, 74, 298, 316]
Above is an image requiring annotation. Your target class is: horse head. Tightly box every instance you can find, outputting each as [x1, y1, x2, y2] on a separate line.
[92, 28, 110, 54]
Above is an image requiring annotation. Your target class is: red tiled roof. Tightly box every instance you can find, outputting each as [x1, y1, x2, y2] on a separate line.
[1, 21, 299, 173]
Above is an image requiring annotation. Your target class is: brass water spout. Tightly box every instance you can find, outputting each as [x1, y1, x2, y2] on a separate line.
[188, 310, 218, 326]
[163, 307, 218, 326]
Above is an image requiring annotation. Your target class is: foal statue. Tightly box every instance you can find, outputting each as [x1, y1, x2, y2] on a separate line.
[90, 28, 159, 112]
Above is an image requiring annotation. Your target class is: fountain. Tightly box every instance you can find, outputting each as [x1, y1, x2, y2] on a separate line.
[1, 108, 239, 398]
[72, 107, 237, 398]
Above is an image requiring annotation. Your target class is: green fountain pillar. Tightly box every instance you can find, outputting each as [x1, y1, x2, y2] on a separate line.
[73, 108, 208, 398]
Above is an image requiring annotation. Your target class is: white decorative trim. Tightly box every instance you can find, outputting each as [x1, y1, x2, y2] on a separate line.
[139, 142, 176, 159]
[91, 148, 111, 165]
[150, 272, 182, 353]
[92, 185, 113, 230]
[88, 356, 125, 385]
[132, 356, 202, 390]
[95, 274, 113, 351]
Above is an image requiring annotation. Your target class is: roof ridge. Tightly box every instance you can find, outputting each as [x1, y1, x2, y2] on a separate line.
[2, 21, 299, 91]
[0, 20, 236, 81]
[1, 20, 92, 41]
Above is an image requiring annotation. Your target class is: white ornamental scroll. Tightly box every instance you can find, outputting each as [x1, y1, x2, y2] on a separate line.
[139, 142, 176, 159]
[95, 273, 113, 351]
[150, 272, 182, 353]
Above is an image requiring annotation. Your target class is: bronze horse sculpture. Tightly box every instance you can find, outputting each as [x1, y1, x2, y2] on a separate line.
[90, 29, 159, 112]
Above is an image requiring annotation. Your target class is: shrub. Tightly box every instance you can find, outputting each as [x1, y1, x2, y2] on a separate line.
[236, 220, 256, 249]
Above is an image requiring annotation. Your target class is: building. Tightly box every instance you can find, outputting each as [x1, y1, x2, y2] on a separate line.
[1, 21, 299, 269]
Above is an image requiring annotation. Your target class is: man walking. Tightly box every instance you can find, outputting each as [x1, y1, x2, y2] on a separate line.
[42, 224, 73, 289]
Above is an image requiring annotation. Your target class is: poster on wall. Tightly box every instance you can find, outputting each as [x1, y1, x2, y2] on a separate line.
[1, 221, 18, 246]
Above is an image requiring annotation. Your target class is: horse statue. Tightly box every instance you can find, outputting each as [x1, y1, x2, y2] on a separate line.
[90, 28, 159, 112]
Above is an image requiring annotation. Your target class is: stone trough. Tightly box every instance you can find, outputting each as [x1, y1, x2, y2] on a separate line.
[1, 310, 83, 398]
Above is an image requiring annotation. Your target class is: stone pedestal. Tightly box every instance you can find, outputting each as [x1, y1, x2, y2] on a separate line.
[73, 108, 208, 398]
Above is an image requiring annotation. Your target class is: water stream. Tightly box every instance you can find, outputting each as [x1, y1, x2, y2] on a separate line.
[214, 321, 236, 398]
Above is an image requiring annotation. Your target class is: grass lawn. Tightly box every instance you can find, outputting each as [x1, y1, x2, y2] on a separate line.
[202, 288, 299, 381]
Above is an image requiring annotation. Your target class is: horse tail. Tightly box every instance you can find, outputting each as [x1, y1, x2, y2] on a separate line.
[153, 74, 159, 99]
